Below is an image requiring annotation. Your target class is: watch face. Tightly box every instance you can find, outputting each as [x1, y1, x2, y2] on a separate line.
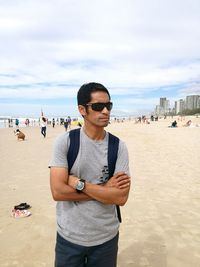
[76, 180, 84, 191]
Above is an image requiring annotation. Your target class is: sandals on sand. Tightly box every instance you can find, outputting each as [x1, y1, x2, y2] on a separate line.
[12, 209, 31, 218]
[14, 203, 31, 210]
[12, 202, 32, 218]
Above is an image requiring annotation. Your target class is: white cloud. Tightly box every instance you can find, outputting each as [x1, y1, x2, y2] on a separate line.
[178, 82, 200, 97]
[0, 0, 200, 116]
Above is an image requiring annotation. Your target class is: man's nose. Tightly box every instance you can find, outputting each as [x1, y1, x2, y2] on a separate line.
[102, 106, 110, 113]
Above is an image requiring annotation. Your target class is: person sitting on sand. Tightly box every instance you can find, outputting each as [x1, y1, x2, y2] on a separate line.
[168, 120, 177, 128]
[184, 120, 192, 127]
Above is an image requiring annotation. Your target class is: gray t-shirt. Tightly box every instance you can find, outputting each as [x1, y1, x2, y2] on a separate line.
[49, 128, 130, 246]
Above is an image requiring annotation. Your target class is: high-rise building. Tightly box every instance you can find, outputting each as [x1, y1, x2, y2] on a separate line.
[154, 97, 170, 115]
[175, 99, 185, 114]
[186, 95, 200, 110]
[154, 105, 162, 115]
[160, 97, 167, 108]
[198, 97, 200, 108]
[159, 97, 170, 114]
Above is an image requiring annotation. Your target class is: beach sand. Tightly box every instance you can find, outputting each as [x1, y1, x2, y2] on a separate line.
[0, 116, 200, 267]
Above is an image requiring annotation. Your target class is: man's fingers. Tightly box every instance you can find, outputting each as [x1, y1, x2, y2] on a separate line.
[116, 175, 130, 182]
[119, 180, 131, 188]
[118, 183, 131, 189]
[114, 172, 127, 178]
[117, 177, 131, 187]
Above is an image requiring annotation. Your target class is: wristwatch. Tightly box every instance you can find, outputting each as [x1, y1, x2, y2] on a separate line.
[75, 179, 85, 193]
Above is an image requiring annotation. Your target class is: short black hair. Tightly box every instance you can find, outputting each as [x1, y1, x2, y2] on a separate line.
[77, 82, 111, 105]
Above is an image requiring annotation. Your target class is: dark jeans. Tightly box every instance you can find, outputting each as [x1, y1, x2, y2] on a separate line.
[41, 126, 46, 137]
[55, 232, 119, 267]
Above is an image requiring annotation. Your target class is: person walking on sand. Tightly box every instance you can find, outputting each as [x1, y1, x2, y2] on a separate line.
[67, 116, 72, 129]
[49, 82, 131, 267]
[63, 119, 68, 131]
[41, 116, 47, 137]
[52, 118, 55, 128]
[15, 118, 19, 128]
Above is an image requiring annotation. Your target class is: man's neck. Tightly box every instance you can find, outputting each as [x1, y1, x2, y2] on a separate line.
[83, 125, 106, 141]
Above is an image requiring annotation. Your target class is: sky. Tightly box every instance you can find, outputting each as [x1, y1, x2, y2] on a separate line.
[0, 0, 200, 118]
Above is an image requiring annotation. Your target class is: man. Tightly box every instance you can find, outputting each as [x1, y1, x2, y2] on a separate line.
[49, 82, 131, 267]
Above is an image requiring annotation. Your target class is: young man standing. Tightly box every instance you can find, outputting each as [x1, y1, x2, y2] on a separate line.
[49, 82, 131, 267]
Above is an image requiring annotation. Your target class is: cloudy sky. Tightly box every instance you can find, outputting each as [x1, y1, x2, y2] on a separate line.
[0, 0, 200, 118]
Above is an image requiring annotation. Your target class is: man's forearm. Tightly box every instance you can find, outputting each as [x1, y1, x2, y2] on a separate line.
[50, 168, 93, 201]
[83, 182, 129, 206]
[68, 172, 130, 205]
[51, 180, 93, 201]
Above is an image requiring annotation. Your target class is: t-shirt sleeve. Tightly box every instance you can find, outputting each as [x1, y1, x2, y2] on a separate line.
[49, 132, 69, 168]
[114, 140, 130, 176]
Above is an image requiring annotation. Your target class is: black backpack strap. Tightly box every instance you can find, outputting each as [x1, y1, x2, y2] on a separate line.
[108, 133, 122, 223]
[67, 128, 81, 173]
[108, 133, 119, 178]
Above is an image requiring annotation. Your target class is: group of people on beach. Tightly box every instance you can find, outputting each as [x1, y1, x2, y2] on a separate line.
[169, 119, 200, 128]
[40, 115, 73, 137]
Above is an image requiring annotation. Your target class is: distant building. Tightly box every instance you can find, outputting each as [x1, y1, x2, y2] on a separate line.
[155, 105, 162, 116]
[160, 97, 170, 114]
[175, 99, 185, 114]
[154, 97, 170, 115]
[160, 97, 167, 107]
[153, 94, 200, 116]
[186, 95, 200, 110]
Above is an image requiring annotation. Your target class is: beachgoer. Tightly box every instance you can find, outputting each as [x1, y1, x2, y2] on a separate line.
[15, 118, 19, 128]
[8, 118, 13, 127]
[25, 118, 30, 126]
[49, 82, 131, 267]
[64, 119, 68, 131]
[67, 116, 71, 129]
[183, 120, 192, 127]
[41, 117, 47, 137]
[52, 118, 55, 128]
[150, 115, 154, 121]
[171, 120, 177, 127]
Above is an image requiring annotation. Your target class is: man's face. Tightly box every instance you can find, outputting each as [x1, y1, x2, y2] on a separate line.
[79, 91, 112, 128]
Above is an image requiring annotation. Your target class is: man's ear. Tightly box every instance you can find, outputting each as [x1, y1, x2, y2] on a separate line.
[78, 105, 87, 116]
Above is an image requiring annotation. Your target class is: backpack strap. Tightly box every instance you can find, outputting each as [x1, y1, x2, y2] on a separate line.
[108, 133, 121, 223]
[67, 128, 81, 173]
[108, 133, 119, 178]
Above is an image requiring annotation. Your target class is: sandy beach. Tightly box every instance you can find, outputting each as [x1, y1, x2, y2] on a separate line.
[0, 116, 200, 267]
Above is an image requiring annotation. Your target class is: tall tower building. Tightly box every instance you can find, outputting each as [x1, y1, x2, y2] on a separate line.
[175, 99, 185, 114]
[160, 97, 167, 108]
[186, 95, 200, 110]
[159, 97, 170, 114]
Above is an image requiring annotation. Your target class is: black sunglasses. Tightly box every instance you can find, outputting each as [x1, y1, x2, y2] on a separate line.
[85, 102, 113, 112]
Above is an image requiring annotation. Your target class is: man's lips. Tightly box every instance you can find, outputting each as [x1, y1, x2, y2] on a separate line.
[99, 117, 109, 121]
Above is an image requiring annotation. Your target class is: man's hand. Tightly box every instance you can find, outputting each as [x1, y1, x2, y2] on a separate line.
[68, 175, 79, 189]
[104, 172, 131, 189]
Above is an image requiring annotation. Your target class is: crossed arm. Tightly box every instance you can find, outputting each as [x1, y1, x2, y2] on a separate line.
[50, 167, 131, 206]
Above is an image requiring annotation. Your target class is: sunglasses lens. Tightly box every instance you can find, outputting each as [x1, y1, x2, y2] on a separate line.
[92, 102, 112, 111]
[92, 103, 104, 111]
[107, 102, 113, 111]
